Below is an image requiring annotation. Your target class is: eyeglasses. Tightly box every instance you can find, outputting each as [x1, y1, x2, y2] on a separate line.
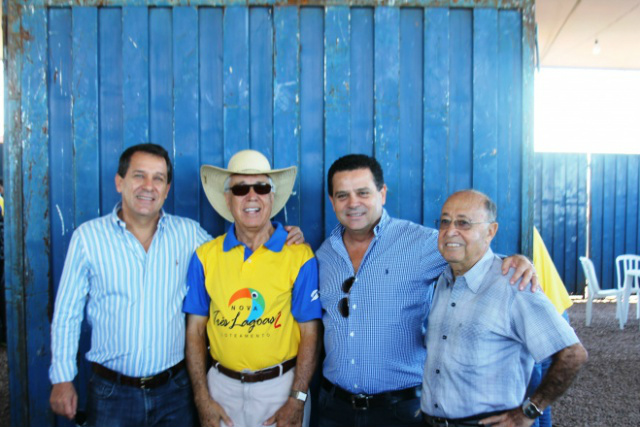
[227, 182, 273, 196]
[436, 218, 493, 231]
[338, 277, 355, 318]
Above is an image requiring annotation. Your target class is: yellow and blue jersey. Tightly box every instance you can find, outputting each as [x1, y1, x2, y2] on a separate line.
[183, 222, 321, 372]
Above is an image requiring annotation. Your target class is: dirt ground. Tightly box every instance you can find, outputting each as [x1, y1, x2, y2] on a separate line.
[0, 298, 638, 427]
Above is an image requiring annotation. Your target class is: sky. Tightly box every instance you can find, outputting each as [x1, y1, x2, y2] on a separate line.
[535, 67, 640, 154]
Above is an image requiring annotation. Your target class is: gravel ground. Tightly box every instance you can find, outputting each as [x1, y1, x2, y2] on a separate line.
[0, 299, 638, 427]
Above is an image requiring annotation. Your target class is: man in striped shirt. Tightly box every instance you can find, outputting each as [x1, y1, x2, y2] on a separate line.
[49, 144, 302, 427]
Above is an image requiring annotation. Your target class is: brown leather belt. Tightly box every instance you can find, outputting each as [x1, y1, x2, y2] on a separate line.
[212, 357, 296, 383]
[91, 360, 185, 389]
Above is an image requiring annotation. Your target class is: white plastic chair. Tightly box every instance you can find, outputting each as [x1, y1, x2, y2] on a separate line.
[615, 254, 640, 320]
[579, 257, 626, 330]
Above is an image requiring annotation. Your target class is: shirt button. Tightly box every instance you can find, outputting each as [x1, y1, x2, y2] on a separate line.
[354, 384, 359, 389]
[451, 302, 456, 307]
[350, 332, 355, 337]
[247, 259, 252, 263]
[352, 304, 357, 310]
[442, 335, 447, 340]
[435, 403, 439, 408]
[351, 359, 355, 365]
[436, 369, 440, 374]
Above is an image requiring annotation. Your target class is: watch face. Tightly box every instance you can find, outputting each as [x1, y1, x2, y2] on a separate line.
[522, 401, 542, 419]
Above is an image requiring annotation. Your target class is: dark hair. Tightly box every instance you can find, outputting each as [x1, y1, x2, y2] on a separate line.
[327, 154, 385, 196]
[117, 143, 173, 184]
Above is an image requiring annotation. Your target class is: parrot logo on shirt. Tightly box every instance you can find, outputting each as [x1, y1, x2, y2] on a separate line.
[228, 288, 266, 322]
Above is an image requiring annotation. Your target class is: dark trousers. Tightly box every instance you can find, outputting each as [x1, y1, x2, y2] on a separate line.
[317, 387, 423, 427]
[87, 367, 196, 427]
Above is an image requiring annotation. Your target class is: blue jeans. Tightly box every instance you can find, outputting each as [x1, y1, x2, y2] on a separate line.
[317, 387, 422, 427]
[87, 367, 196, 427]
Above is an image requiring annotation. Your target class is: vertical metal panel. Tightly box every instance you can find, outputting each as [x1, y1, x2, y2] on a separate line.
[551, 156, 566, 280]
[198, 7, 225, 236]
[472, 8, 498, 203]
[374, 7, 400, 217]
[613, 156, 627, 264]
[323, 6, 350, 234]
[149, 8, 175, 212]
[173, 7, 200, 219]
[626, 156, 639, 253]
[22, 7, 51, 427]
[99, 8, 123, 213]
[563, 157, 579, 292]
[423, 7, 449, 229]
[299, 7, 324, 249]
[122, 6, 150, 147]
[273, 6, 301, 225]
[72, 8, 100, 226]
[448, 9, 472, 192]
[224, 6, 251, 161]
[576, 154, 588, 290]
[494, 10, 522, 256]
[249, 7, 274, 157]
[398, 8, 423, 225]
[601, 155, 616, 289]
[350, 8, 374, 155]
[590, 154, 604, 287]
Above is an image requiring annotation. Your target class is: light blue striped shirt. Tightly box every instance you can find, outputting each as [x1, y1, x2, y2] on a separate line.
[316, 209, 447, 394]
[49, 204, 211, 383]
[421, 249, 580, 418]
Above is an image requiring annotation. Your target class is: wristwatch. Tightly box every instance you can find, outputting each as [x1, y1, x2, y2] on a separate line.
[522, 398, 543, 419]
[290, 390, 308, 403]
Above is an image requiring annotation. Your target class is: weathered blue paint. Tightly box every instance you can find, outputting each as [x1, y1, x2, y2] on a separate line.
[472, 8, 498, 205]
[72, 7, 100, 226]
[494, 10, 522, 256]
[173, 7, 201, 219]
[99, 8, 124, 213]
[299, 7, 325, 249]
[590, 155, 604, 287]
[5, 3, 536, 426]
[613, 156, 628, 269]
[552, 156, 567, 281]
[198, 8, 225, 236]
[149, 8, 175, 212]
[448, 9, 472, 192]
[323, 6, 350, 234]
[564, 157, 579, 289]
[250, 7, 274, 158]
[123, 6, 150, 147]
[224, 6, 251, 161]
[398, 8, 423, 225]
[22, 7, 52, 427]
[626, 156, 639, 253]
[32, 0, 532, 7]
[423, 7, 450, 229]
[274, 6, 301, 226]
[601, 155, 617, 288]
[350, 8, 374, 155]
[374, 7, 400, 217]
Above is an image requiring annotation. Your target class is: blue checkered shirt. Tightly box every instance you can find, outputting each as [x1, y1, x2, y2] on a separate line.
[421, 249, 580, 419]
[316, 209, 447, 394]
[50, 204, 211, 383]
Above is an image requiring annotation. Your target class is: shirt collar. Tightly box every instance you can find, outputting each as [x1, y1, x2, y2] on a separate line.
[329, 208, 391, 240]
[223, 221, 287, 253]
[442, 248, 494, 292]
[110, 202, 167, 230]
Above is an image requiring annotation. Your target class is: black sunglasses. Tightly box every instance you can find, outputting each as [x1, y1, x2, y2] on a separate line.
[338, 277, 356, 317]
[228, 182, 273, 196]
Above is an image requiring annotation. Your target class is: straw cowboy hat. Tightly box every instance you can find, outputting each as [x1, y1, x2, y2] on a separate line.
[200, 150, 297, 223]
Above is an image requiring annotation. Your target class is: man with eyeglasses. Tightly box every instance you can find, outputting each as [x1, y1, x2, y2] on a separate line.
[315, 154, 538, 427]
[421, 190, 587, 427]
[183, 150, 322, 427]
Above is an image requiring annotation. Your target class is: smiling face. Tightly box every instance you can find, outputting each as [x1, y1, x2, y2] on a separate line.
[438, 191, 498, 277]
[329, 168, 387, 238]
[225, 174, 274, 233]
[115, 151, 171, 223]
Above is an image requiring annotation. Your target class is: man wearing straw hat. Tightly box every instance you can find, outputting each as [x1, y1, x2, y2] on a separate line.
[184, 150, 322, 427]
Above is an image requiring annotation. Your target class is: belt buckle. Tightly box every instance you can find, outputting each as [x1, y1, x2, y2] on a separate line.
[139, 375, 154, 389]
[351, 394, 370, 410]
[240, 373, 246, 383]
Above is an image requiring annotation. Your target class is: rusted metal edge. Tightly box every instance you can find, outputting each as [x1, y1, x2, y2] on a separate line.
[521, 0, 535, 258]
[4, 0, 29, 425]
[22, 0, 531, 10]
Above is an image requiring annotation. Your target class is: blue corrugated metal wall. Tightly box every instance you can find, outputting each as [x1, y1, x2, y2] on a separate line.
[4, 2, 535, 426]
[534, 152, 640, 293]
